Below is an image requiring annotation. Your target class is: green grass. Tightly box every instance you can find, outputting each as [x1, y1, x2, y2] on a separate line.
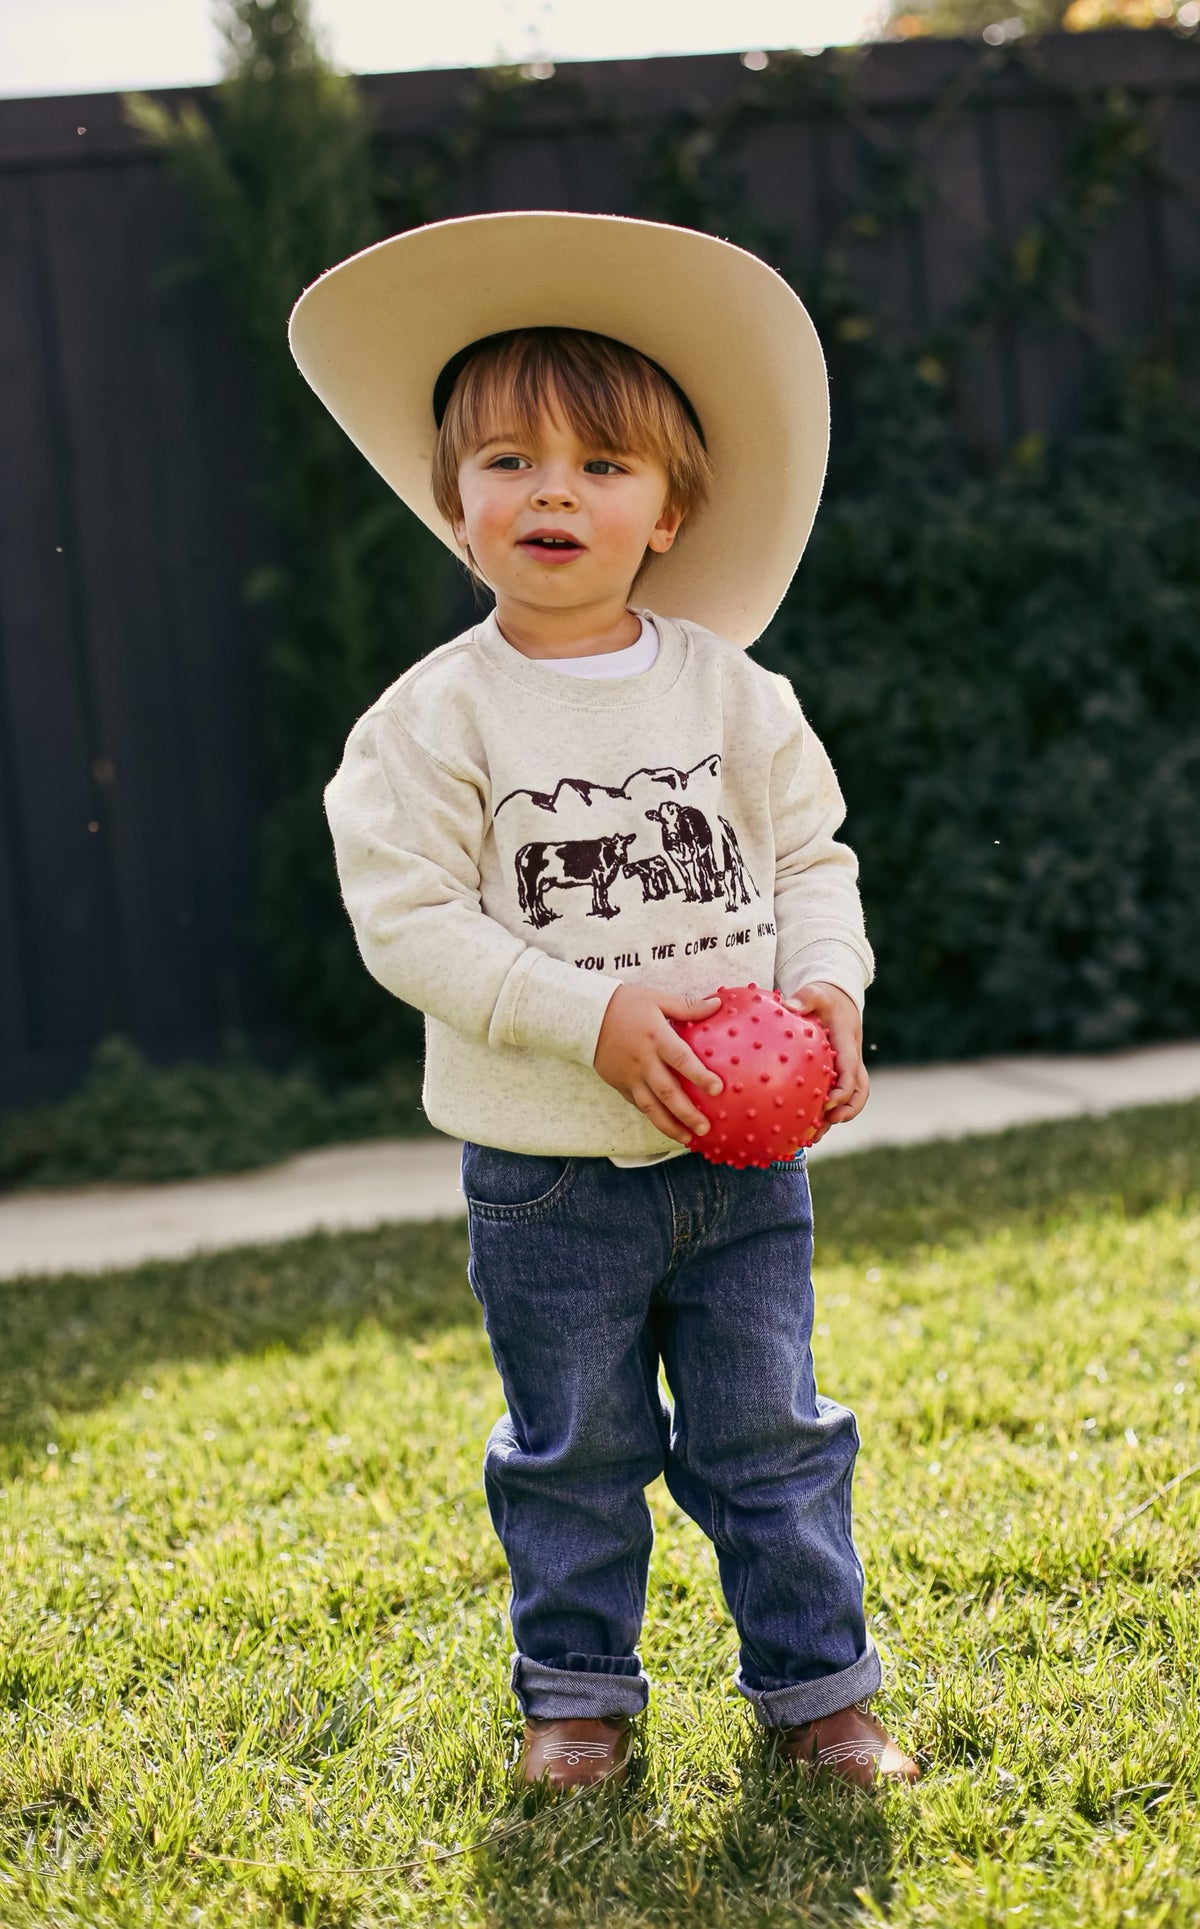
[2, 1101, 1198, 1926]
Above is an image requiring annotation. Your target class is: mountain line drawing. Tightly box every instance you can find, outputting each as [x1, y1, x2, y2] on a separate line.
[497, 754, 761, 930]
[494, 753, 722, 818]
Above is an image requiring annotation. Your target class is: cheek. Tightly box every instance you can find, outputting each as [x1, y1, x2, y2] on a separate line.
[457, 482, 510, 548]
[594, 492, 664, 551]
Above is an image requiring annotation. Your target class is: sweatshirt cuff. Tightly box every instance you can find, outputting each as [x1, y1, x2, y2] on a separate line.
[776, 941, 871, 1015]
[492, 948, 623, 1069]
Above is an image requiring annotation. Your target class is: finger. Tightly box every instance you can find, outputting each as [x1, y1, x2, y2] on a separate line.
[631, 1082, 699, 1147]
[824, 1069, 859, 1112]
[782, 984, 829, 1015]
[824, 1057, 855, 1109]
[784, 991, 840, 1047]
[824, 1067, 869, 1123]
[826, 1077, 857, 1109]
[657, 990, 722, 1022]
[660, 1029, 723, 1096]
[646, 1068, 713, 1139]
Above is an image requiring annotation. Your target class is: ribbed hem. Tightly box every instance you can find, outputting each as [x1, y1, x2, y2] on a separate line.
[735, 1637, 882, 1728]
[511, 1652, 651, 1720]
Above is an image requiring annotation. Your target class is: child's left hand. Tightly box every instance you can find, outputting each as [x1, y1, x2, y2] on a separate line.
[781, 983, 869, 1144]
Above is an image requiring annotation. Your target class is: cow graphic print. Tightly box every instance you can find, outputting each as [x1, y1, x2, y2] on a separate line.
[494, 755, 760, 931]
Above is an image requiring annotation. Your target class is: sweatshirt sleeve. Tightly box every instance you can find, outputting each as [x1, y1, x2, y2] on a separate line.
[768, 679, 875, 1013]
[323, 707, 623, 1068]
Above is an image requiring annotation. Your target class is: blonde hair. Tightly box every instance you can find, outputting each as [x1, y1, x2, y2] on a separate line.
[430, 327, 712, 585]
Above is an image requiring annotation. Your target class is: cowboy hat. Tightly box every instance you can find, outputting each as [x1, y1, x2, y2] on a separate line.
[287, 211, 829, 648]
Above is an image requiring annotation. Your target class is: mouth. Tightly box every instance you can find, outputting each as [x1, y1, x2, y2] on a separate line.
[518, 532, 586, 564]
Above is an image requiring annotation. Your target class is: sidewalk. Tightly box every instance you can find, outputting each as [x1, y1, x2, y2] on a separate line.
[3, 1040, 1198, 1282]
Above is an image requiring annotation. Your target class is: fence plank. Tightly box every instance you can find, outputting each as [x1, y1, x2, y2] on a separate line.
[0, 171, 127, 1095]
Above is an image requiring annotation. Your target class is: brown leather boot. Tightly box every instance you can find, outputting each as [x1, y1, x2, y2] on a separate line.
[773, 1700, 919, 1789]
[519, 1715, 634, 1791]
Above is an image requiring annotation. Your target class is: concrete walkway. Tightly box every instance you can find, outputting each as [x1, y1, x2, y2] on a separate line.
[3, 1041, 1199, 1282]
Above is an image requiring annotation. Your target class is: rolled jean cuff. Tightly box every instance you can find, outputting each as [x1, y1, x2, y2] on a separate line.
[511, 1652, 651, 1720]
[735, 1637, 882, 1729]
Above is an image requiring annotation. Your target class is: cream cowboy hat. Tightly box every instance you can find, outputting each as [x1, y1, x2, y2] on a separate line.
[287, 211, 829, 648]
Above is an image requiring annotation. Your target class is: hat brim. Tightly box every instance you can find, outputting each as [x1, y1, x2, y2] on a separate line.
[287, 211, 829, 648]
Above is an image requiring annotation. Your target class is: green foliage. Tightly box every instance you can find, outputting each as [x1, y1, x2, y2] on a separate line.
[126, 20, 1200, 1090]
[0, 1034, 428, 1192]
[880, 0, 1198, 43]
[762, 417, 1200, 1059]
[2, 1103, 1199, 1922]
[883, 0, 1071, 39]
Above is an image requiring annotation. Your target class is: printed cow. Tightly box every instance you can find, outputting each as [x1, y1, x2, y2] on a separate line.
[644, 801, 721, 903]
[514, 832, 636, 929]
[622, 853, 680, 903]
[716, 815, 756, 910]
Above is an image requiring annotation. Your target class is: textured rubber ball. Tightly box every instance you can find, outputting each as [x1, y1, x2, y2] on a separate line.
[670, 984, 837, 1169]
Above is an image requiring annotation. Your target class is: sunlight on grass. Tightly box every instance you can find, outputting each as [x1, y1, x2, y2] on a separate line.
[1, 1103, 1198, 1925]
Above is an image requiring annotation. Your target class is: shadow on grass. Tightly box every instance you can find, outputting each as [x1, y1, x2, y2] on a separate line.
[474, 1741, 896, 1927]
[0, 1218, 474, 1462]
[2, 1097, 1196, 1467]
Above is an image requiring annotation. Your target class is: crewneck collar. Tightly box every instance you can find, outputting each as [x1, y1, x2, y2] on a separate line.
[472, 606, 687, 708]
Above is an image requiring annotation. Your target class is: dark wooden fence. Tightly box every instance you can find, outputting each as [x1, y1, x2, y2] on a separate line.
[1, 30, 1197, 1108]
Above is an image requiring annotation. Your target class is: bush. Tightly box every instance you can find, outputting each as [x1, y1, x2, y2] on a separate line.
[0, 1036, 429, 1192]
[762, 418, 1200, 1060]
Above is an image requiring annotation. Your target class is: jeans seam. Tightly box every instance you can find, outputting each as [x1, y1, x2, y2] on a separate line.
[842, 1413, 863, 1581]
[707, 1489, 751, 1632]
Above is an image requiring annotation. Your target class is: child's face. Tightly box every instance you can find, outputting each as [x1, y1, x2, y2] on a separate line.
[451, 403, 683, 616]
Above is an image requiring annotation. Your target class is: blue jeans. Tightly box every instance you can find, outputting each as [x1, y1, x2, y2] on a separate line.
[461, 1141, 881, 1728]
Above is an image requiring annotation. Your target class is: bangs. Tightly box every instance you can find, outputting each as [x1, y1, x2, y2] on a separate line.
[430, 327, 712, 532]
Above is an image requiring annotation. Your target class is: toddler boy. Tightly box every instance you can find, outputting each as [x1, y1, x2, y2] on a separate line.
[297, 212, 918, 1791]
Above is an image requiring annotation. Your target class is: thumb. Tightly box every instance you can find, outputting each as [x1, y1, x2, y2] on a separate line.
[657, 990, 722, 1021]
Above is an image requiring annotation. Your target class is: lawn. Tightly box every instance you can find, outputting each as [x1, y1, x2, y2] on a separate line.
[1, 1102, 1198, 1927]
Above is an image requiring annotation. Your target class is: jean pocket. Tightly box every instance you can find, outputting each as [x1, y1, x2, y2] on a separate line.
[460, 1142, 577, 1218]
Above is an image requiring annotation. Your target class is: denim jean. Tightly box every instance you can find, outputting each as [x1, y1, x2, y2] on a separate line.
[460, 1141, 881, 1728]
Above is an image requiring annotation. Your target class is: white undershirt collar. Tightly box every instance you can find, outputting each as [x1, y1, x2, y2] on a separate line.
[536, 615, 660, 680]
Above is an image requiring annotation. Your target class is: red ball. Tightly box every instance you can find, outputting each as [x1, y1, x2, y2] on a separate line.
[671, 983, 837, 1169]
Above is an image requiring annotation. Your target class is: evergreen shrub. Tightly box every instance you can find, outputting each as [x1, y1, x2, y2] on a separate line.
[0, 1035, 428, 1191]
[763, 408, 1200, 1059]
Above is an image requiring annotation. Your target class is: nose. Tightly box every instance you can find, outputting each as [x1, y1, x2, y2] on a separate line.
[531, 464, 579, 510]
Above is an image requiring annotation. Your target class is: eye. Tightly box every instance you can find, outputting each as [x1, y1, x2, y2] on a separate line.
[584, 459, 627, 475]
[486, 454, 530, 470]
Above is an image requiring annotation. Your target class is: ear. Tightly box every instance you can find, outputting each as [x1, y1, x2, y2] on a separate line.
[451, 512, 469, 549]
[647, 503, 685, 555]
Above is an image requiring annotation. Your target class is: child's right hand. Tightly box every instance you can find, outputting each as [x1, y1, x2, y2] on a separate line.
[593, 986, 724, 1146]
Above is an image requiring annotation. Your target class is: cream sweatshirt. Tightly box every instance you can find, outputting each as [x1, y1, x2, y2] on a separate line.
[323, 607, 874, 1160]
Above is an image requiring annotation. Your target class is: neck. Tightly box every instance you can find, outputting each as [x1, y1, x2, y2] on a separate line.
[492, 593, 642, 659]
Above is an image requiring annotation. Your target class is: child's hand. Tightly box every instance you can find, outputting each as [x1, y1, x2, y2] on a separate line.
[781, 982, 869, 1143]
[594, 986, 724, 1146]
